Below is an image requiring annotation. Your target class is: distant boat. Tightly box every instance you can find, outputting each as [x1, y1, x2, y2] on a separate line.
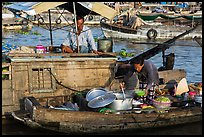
[2, 13, 15, 19]
[137, 13, 202, 21]
[100, 16, 202, 41]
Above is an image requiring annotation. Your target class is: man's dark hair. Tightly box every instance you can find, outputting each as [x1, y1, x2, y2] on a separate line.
[73, 15, 84, 22]
[130, 56, 144, 65]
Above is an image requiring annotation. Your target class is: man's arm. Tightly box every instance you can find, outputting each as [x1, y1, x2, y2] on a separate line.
[61, 44, 74, 53]
[61, 32, 75, 53]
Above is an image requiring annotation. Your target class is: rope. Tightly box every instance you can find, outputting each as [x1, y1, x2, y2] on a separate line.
[46, 68, 82, 93]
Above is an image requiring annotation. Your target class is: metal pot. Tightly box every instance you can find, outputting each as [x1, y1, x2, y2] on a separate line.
[97, 38, 113, 52]
[107, 93, 133, 111]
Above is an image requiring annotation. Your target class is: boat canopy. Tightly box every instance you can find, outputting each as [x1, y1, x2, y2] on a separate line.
[4, 2, 118, 20]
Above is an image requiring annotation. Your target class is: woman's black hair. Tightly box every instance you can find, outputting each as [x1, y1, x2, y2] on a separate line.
[130, 56, 144, 65]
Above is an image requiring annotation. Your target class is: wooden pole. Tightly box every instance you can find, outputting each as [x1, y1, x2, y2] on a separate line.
[48, 9, 53, 46]
[73, 2, 79, 53]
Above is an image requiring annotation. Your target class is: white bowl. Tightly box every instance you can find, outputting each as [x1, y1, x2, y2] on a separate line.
[133, 108, 142, 114]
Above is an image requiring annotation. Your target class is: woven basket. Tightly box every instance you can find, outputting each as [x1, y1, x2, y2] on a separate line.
[153, 100, 171, 109]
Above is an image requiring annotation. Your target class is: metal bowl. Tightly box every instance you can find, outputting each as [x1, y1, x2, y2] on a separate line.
[86, 88, 108, 102]
[88, 93, 116, 108]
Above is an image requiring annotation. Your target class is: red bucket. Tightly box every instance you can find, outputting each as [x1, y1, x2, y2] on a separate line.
[36, 45, 46, 53]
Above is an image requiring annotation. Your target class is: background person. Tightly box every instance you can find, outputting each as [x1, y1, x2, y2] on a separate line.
[61, 16, 101, 54]
[120, 57, 159, 104]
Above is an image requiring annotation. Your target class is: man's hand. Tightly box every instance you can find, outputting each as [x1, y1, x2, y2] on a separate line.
[61, 45, 74, 53]
[92, 50, 103, 55]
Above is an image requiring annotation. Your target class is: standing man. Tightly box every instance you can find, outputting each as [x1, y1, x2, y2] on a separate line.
[120, 57, 159, 104]
[61, 16, 101, 54]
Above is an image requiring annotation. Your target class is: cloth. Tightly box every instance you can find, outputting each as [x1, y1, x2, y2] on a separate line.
[62, 26, 97, 52]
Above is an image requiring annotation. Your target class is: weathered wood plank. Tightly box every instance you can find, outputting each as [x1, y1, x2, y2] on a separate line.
[158, 69, 186, 83]
[8, 52, 117, 58]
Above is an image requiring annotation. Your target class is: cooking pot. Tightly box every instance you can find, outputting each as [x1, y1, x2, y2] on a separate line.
[107, 92, 133, 111]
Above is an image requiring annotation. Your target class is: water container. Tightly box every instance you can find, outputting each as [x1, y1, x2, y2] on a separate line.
[97, 38, 113, 52]
[36, 45, 45, 53]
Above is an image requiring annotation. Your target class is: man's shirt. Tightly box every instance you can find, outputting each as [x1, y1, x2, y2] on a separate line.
[62, 26, 97, 51]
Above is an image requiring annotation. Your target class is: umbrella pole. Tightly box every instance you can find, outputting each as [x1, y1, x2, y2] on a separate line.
[73, 2, 79, 53]
[48, 9, 53, 46]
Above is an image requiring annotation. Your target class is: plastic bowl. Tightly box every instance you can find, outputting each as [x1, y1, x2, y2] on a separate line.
[133, 108, 142, 114]
[135, 90, 145, 97]
[153, 100, 171, 109]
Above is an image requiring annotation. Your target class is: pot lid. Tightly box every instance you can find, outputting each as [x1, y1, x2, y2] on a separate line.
[86, 88, 108, 102]
[88, 93, 116, 108]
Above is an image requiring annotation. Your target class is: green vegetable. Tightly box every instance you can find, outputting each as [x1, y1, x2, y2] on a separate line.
[119, 48, 135, 58]
[32, 31, 41, 36]
[127, 53, 135, 57]
[119, 49, 127, 57]
[155, 96, 171, 103]
[135, 90, 145, 96]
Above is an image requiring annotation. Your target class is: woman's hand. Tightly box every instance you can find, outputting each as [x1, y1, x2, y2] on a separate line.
[144, 89, 148, 97]
[119, 82, 125, 90]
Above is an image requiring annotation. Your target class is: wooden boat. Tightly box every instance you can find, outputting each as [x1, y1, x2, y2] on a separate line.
[2, 2, 202, 135]
[100, 19, 202, 41]
[10, 96, 202, 134]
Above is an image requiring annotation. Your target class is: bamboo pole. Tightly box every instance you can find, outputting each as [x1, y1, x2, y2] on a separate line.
[73, 2, 79, 53]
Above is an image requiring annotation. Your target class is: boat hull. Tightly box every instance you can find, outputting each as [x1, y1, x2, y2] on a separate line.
[100, 22, 202, 40]
[12, 105, 202, 134]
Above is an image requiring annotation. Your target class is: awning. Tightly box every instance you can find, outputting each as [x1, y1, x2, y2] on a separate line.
[4, 2, 118, 20]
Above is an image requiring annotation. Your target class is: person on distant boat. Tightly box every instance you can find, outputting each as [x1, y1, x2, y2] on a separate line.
[120, 57, 159, 104]
[61, 15, 102, 54]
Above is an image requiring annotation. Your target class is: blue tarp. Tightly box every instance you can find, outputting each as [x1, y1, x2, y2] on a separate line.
[2, 42, 19, 54]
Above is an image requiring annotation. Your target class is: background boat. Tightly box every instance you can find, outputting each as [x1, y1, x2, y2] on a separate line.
[100, 19, 202, 41]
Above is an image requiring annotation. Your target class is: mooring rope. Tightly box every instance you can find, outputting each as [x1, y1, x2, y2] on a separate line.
[47, 68, 82, 92]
